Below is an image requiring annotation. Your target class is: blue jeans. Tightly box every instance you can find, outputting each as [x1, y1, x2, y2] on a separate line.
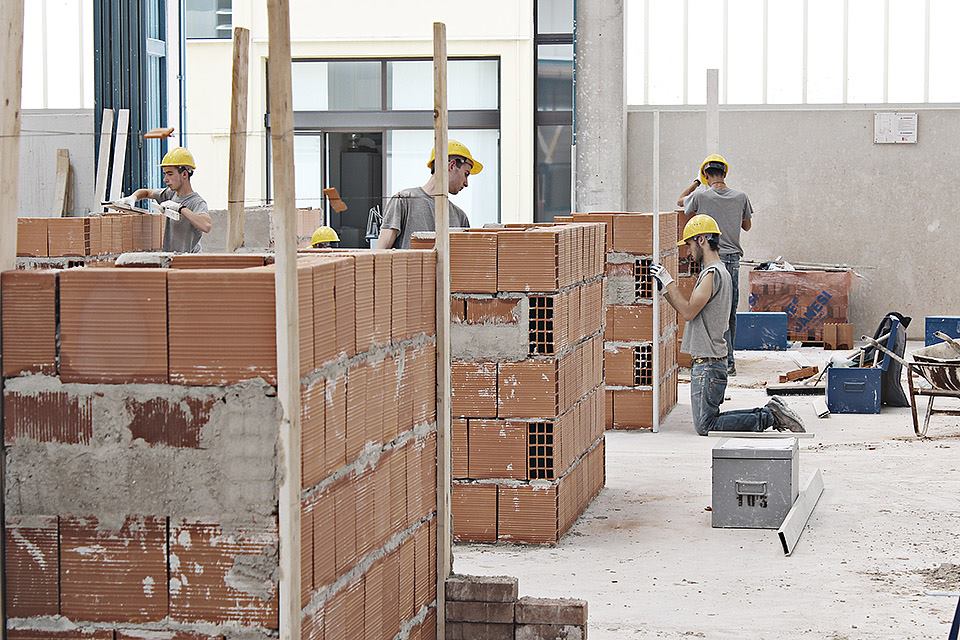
[690, 360, 775, 436]
[721, 255, 740, 370]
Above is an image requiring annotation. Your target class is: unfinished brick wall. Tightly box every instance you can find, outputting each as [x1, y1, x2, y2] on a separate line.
[1, 250, 439, 640]
[16, 215, 164, 260]
[447, 223, 607, 545]
[565, 212, 680, 430]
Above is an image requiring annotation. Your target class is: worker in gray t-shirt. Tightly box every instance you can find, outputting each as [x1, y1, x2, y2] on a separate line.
[375, 140, 481, 250]
[684, 154, 753, 376]
[650, 214, 804, 436]
[116, 147, 212, 253]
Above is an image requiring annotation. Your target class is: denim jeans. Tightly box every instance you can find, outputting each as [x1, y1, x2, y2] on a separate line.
[721, 255, 740, 370]
[690, 360, 774, 436]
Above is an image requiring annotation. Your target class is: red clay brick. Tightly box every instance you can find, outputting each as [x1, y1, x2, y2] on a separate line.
[445, 574, 518, 603]
[1, 270, 57, 377]
[16, 218, 49, 256]
[334, 477, 358, 578]
[515, 597, 588, 625]
[5, 516, 59, 617]
[498, 485, 558, 544]
[445, 601, 515, 624]
[465, 298, 521, 324]
[451, 232, 498, 294]
[313, 488, 336, 590]
[4, 389, 93, 445]
[468, 420, 527, 480]
[125, 395, 215, 448]
[452, 362, 498, 418]
[452, 484, 497, 543]
[324, 577, 364, 640]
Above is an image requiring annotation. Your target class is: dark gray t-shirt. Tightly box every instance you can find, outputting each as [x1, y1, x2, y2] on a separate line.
[680, 263, 732, 359]
[381, 187, 470, 249]
[155, 187, 209, 253]
[685, 186, 753, 257]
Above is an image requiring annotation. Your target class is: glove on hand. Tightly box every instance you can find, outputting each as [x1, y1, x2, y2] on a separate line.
[650, 263, 674, 291]
[116, 194, 137, 208]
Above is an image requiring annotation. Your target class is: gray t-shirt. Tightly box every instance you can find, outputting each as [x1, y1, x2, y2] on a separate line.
[685, 186, 753, 257]
[381, 187, 470, 249]
[155, 188, 209, 253]
[680, 262, 732, 359]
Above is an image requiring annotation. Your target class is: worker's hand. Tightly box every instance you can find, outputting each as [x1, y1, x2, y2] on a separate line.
[650, 263, 674, 291]
[150, 200, 180, 221]
[116, 194, 137, 208]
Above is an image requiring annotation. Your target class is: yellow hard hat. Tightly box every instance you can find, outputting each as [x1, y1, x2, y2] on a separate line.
[698, 153, 728, 185]
[160, 147, 197, 170]
[311, 226, 340, 246]
[427, 140, 483, 175]
[678, 214, 722, 246]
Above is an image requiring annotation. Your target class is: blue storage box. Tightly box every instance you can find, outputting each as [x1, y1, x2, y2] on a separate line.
[827, 367, 882, 414]
[925, 316, 960, 346]
[734, 312, 788, 350]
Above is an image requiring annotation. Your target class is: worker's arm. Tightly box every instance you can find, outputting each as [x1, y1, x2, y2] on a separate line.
[375, 227, 399, 250]
[741, 197, 754, 231]
[116, 188, 161, 207]
[741, 217, 752, 231]
[676, 179, 700, 208]
[179, 206, 213, 234]
[663, 270, 715, 322]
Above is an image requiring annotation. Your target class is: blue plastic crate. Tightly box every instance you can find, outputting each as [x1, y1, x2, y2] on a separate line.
[734, 312, 788, 351]
[826, 367, 881, 414]
[925, 316, 960, 346]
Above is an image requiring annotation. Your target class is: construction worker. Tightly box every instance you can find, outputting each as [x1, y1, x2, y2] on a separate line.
[117, 147, 212, 253]
[684, 154, 752, 376]
[310, 226, 340, 248]
[374, 140, 481, 250]
[651, 215, 804, 436]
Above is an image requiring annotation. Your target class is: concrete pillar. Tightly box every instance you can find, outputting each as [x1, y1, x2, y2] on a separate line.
[575, 0, 625, 212]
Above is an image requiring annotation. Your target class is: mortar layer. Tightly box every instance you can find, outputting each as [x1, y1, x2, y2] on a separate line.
[451, 297, 530, 362]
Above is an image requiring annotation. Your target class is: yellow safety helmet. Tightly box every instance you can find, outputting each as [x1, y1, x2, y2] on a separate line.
[427, 140, 483, 175]
[311, 226, 340, 246]
[698, 153, 728, 185]
[678, 214, 722, 246]
[160, 147, 197, 170]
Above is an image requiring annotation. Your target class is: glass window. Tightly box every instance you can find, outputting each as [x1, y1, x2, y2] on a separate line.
[294, 135, 324, 209]
[929, 0, 960, 101]
[888, 0, 925, 102]
[767, 1, 803, 103]
[625, 0, 646, 104]
[686, 0, 724, 104]
[537, 45, 573, 111]
[847, 0, 884, 102]
[292, 61, 381, 111]
[535, 124, 572, 222]
[185, 0, 231, 39]
[386, 129, 500, 227]
[647, 0, 684, 104]
[806, 0, 843, 103]
[538, 0, 573, 34]
[387, 60, 499, 111]
[726, 0, 763, 104]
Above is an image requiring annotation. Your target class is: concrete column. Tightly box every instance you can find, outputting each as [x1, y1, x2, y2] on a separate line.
[575, 0, 626, 212]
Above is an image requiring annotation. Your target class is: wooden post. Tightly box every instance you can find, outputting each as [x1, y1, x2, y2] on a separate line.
[652, 110, 661, 433]
[94, 109, 113, 209]
[266, 2, 301, 640]
[54, 148, 70, 215]
[109, 109, 130, 201]
[706, 68, 719, 154]
[433, 21, 452, 639]
[0, 2, 24, 630]
[226, 26, 250, 252]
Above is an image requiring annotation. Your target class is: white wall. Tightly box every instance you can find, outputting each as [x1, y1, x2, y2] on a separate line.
[626, 106, 960, 337]
[19, 110, 97, 215]
[184, 0, 534, 223]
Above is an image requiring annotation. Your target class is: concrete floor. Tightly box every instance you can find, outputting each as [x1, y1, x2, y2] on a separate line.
[454, 343, 960, 639]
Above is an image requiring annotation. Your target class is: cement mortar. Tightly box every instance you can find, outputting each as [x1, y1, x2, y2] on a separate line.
[451, 297, 529, 362]
[5, 375, 280, 529]
[605, 276, 636, 305]
[224, 543, 280, 599]
[6, 615, 276, 640]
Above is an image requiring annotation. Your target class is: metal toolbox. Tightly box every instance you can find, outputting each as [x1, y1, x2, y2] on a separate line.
[826, 367, 881, 414]
[712, 438, 799, 529]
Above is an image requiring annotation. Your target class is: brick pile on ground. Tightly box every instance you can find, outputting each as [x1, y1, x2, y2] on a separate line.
[2, 249, 439, 640]
[562, 212, 680, 430]
[444, 223, 607, 545]
[445, 574, 588, 640]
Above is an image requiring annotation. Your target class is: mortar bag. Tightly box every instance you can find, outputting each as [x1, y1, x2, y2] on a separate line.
[864, 312, 911, 408]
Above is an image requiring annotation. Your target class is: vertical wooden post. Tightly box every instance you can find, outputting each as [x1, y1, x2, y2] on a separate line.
[266, 2, 301, 640]
[226, 26, 250, 252]
[109, 109, 130, 202]
[652, 111, 661, 433]
[54, 148, 71, 216]
[706, 68, 719, 154]
[94, 109, 113, 210]
[0, 2, 24, 630]
[432, 21, 452, 639]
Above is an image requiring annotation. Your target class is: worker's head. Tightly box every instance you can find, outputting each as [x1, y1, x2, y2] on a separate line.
[679, 214, 722, 262]
[699, 154, 728, 186]
[160, 147, 197, 191]
[427, 140, 483, 195]
[311, 225, 340, 248]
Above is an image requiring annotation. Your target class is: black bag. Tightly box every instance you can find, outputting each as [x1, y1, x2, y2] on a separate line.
[862, 313, 912, 408]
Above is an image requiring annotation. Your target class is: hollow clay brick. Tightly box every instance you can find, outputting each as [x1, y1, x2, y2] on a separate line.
[3, 388, 93, 445]
[452, 362, 498, 418]
[452, 484, 497, 543]
[466, 298, 520, 324]
[468, 420, 527, 480]
[497, 485, 558, 544]
[515, 597, 588, 625]
[445, 574, 518, 603]
[5, 516, 59, 617]
[1, 270, 57, 377]
[514, 624, 585, 640]
[444, 622, 514, 640]
[445, 601, 515, 624]
[451, 232, 498, 294]
[16, 218, 49, 256]
[169, 254, 268, 269]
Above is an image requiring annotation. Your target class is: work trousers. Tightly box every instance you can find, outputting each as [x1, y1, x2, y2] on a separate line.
[690, 360, 775, 436]
[720, 255, 740, 370]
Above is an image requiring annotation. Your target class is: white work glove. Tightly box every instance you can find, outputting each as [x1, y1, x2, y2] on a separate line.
[116, 194, 138, 208]
[650, 263, 674, 292]
[150, 199, 181, 221]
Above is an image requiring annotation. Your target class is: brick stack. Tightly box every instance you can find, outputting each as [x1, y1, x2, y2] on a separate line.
[447, 223, 607, 545]
[17, 215, 164, 260]
[445, 575, 588, 640]
[2, 249, 439, 640]
[565, 212, 680, 430]
[748, 270, 853, 342]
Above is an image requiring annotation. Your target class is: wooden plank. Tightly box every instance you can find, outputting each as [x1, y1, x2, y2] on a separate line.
[0, 1, 25, 627]
[652, 110, 661, 433]
[778, 366, 819, 384]
[94, 108, 113, 210]
[54, 148, 70, 215]
[433, 21, 451, 640]
[226, 26, 250, 252]
[778, 469, 824, 556]
[765, 381, 825, 396]
[812, 398, 830, 418]
[266, 2, 301, 639]
[707, 432, 815, 439]
[108, 108, 129, 202]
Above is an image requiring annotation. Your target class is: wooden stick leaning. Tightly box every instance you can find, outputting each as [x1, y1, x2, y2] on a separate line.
[226, 26, 250, 252]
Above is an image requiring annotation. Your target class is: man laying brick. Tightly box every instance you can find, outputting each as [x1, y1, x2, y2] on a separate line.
[651, 214, 805, 436]
[116, 146, 212, 253]
[374, 140, 480, 249]
[684, 154, 752, 376]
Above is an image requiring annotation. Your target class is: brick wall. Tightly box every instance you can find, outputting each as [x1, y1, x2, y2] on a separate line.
[447, 223, 607, 545]
[16, 215, 164, 259]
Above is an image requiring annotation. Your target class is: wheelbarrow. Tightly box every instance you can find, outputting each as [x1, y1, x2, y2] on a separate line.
[863, 332, 960, 437]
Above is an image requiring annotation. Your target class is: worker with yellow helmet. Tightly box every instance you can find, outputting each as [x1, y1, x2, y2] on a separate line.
[682, 153, 753, 376]
[374, 140, 482, 250]
[310, 226, 340, 248]
[650, 215, 805, 436]
[116, 146, 212, 253]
